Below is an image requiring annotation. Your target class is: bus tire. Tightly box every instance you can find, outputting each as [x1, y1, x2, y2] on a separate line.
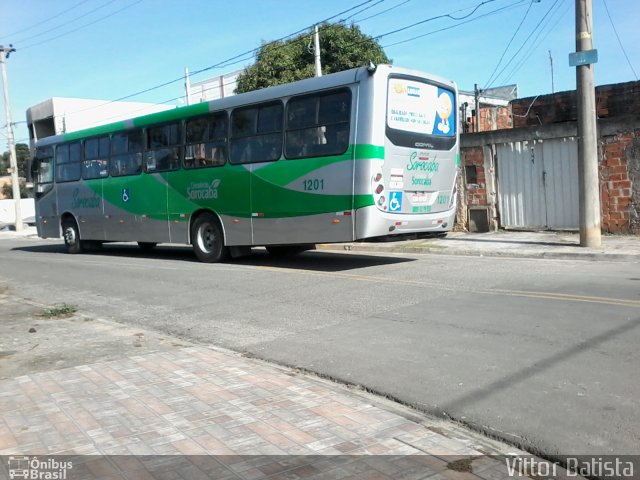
[191, 213, 228, 263]
[62, 219, 83, 254]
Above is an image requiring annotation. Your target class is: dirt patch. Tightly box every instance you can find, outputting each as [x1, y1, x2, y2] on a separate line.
[0, 286, 192, 379]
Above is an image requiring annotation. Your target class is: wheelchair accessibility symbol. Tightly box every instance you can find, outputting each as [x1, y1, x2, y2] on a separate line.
[122, 188, 130, 203]
[389, 191, 403, 212]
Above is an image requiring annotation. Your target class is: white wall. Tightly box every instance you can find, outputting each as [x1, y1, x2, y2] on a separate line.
[0, 199, 35, 224]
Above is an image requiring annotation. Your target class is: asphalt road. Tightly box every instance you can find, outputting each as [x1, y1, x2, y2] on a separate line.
[1, 237, 639, 458]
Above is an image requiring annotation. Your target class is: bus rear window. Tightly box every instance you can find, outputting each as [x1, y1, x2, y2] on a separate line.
[387, 78, 456, 137]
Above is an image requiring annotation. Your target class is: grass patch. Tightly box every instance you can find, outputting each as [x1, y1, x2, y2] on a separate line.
[41, 304, 78, 318]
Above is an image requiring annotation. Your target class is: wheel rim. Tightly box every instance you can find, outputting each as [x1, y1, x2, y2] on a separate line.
[197, 223, 216, 253]
[64, 226, 77, 247]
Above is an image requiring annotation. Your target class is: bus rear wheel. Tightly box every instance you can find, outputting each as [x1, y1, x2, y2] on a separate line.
[62, 219, 83, 254]
[191, 213, 228, 263]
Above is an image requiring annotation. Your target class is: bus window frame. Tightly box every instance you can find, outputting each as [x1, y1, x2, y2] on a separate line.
[229, 101, 284, 165]
[55, 141, 82, 183]
[110, 129, 144, 177]
[284, 87, 351, 160]
[145, 121, 183, 173]
[82, 135, 110, 180]
[184, 112, 228, 169]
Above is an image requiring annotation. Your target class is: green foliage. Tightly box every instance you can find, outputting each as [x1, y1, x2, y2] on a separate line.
[1, 178, 29, 199]
[40, 304, 78, 318]
[236, 22, 390, 94]
[1, 143, 31, 177]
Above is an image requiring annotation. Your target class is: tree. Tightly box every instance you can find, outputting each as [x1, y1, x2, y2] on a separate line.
[1, 143, 31, 199]
[1, 143, 30, 178]
[236, 22, 390, 94]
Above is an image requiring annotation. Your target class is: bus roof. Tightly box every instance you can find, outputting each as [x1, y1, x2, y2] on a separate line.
[35, 64, 455, 147]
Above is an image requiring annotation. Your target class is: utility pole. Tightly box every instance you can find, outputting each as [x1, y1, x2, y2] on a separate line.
[313, 25, 322, 77]
[575, 0, 601, 247]
[184, 67, 191, 106]
[549, 50, 555, 94]
[474, 84, 481, 133]
[0, 45, 22, 232]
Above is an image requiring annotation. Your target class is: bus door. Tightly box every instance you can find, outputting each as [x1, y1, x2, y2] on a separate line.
[102, 129, 147, 242]
[32, 146, 60, 239]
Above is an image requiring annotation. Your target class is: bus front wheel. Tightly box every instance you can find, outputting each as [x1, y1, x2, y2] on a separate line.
[62, 219, 83, 254]
[191, 213, 228, 263]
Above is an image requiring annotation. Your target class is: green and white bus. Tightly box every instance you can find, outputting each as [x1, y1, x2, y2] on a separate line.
[31, 64, 458, 262]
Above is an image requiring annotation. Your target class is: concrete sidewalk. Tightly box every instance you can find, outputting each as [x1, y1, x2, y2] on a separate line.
[0, 290, 582, 480]
[319, 230, 640, 262]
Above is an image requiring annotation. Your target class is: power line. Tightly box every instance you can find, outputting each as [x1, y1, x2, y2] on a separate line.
[483, 0, 537, 90]
[501, 0, 570, 86]
[483, 0, 561, 89]
[14, 0, 118, 44]
[382, 0, 527, 48]
[45, 0, 522, 124]
[353, 0, 413, 23]
[52, 0, 380, 120]
[21, 1, 143, 50]
[0, 0, 90, 41]
[602, 0, 638, 81]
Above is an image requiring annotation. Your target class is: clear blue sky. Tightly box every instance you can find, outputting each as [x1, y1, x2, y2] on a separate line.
[1, 0, 638, 144]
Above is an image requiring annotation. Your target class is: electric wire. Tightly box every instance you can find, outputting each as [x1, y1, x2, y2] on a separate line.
[39, 0, 522, 125]
[482, 0, 561, 89]
[602, 0, 638, 80]
[382, 0, 527, 48]
[483, 0, 536, 90]
[0, 0, 90, 41]
[14, 0, 118, 45]
[20, 1, 143, 50]
[501, 0, 570, 86]
[352, 0, 412, 24]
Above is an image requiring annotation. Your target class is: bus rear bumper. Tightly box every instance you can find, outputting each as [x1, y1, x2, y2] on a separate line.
[354, 205, 456, 240]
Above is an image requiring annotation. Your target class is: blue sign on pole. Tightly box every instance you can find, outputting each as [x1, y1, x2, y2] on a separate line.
[569, 49, 598, 67]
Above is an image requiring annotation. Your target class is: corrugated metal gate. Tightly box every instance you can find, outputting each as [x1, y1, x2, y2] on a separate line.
[496, 137, 579, 229]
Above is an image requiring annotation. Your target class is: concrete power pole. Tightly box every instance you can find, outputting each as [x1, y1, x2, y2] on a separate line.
[575, 0, 601, 247]
[0, 45, 23, 232]
[313, 25, 322, 77]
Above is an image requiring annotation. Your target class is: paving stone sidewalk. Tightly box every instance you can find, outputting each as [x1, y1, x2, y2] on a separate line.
[0, 282, 580, 479]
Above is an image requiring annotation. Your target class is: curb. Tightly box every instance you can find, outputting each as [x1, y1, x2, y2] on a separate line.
[317, 242, 640, 262]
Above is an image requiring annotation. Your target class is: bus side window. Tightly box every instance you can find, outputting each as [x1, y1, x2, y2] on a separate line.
[285, 89, 351, 160]
[185, 113, 227, 169]
[230, 102, 283, 164]
[83, 136, 110, 179]
[147, 122, 181, 172]
[111, 130, 144, 177]
[55, 142, 82, 182]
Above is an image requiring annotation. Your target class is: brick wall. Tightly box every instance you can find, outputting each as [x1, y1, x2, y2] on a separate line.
[511, 81, 640, 128]
[600, 130, 640, 233]
[460, 122, 640, 233]
[463, 147, 488, 207]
